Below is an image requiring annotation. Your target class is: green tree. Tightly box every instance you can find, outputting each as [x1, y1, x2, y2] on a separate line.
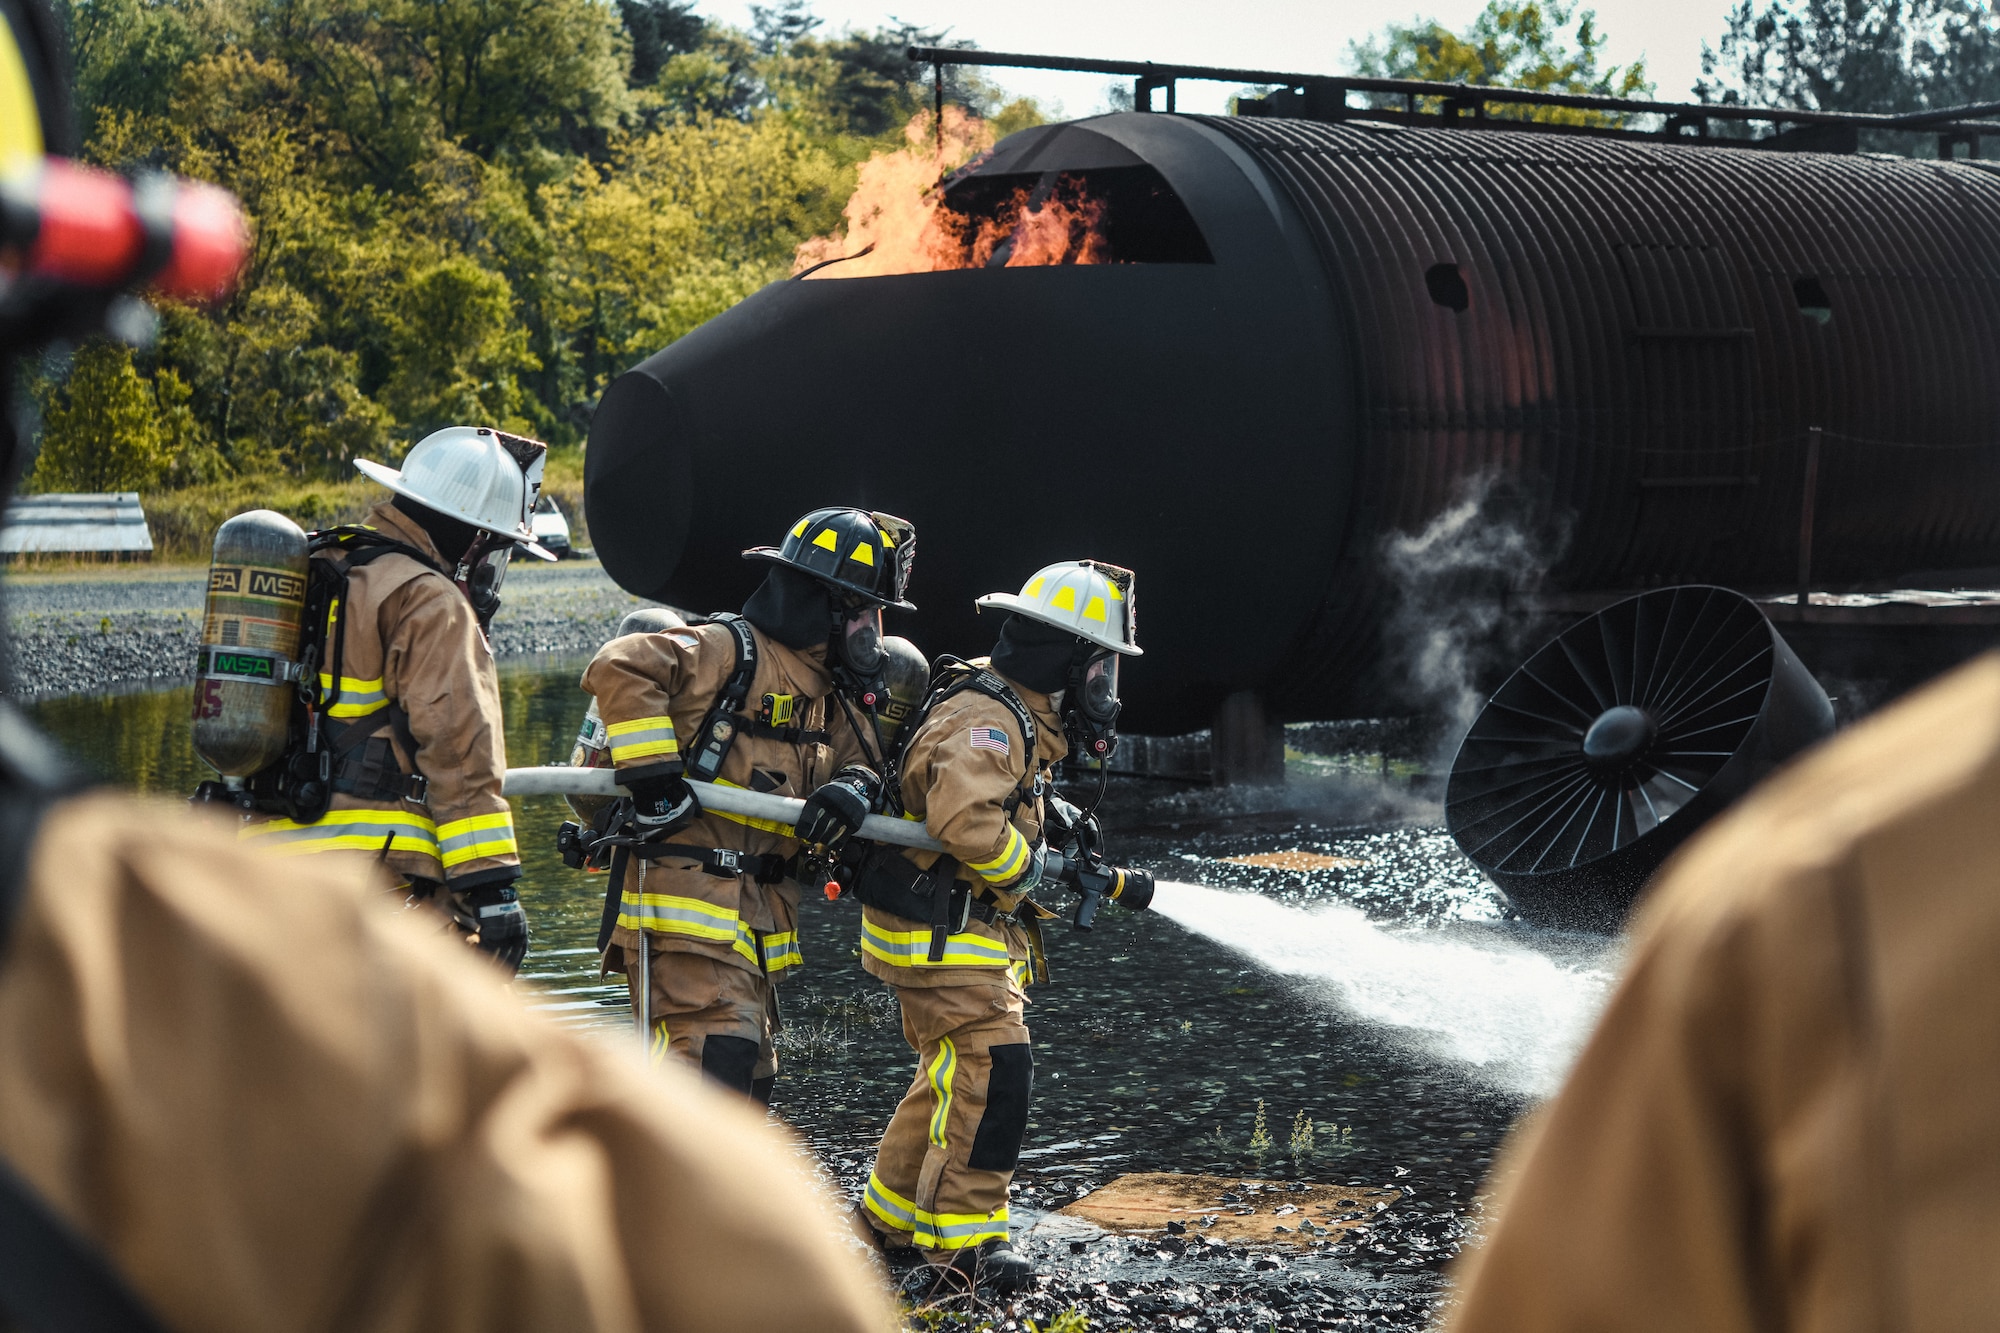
[1352, 0, 1653, 123]
[31, 342, 175, 492]
[1697, 0, 2000, 119]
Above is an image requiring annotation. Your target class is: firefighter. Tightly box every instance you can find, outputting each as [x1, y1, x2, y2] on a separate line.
[0, 6, 894, 1327]
[581, 507, 916, 1102]
[235, 426, 552, 974]
[796, 560, 1142, 1292]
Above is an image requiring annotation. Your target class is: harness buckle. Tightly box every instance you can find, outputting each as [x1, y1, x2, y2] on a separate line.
[711, 848, 743, 875]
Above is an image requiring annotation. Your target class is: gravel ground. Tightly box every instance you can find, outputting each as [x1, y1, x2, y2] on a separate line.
[2, 557, 653, 697]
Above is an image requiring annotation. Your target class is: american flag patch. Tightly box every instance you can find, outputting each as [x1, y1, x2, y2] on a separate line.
[969, 726, 1010, 755]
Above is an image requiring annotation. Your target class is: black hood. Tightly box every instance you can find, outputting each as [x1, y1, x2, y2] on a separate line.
[991, 613, 1079, 696]
[742, 565, 835, 651]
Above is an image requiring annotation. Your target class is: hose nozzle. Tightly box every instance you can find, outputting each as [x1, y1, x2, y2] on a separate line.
[1046, 852, 1155, 930]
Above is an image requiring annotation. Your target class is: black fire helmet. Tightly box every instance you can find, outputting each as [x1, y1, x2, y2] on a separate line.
[742, 507, 916, 611]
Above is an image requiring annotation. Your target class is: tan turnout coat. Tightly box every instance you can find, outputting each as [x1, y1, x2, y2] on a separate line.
[1450, 652, 2000, 1333]
[239, 501, 518, 889]
[0, 793, 894, 1332]
[860, 664, 1065, 992]
[581, 621, 869, 981]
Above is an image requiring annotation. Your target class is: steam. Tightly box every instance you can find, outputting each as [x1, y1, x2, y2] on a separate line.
[794, 109, 1113, 279]
[1382, 474, 1565, 757]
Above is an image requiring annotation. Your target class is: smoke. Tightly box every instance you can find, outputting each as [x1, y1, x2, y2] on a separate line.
[1381, 474, 1566, 758]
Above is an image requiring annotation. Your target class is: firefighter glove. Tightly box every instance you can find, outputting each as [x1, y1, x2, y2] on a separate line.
[629, 772, 699, 835]
[796, 766, 878, 851]
[456, 884, 529, 975]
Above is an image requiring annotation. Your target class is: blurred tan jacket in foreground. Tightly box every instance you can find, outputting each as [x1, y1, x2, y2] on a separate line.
[0, 793, 894, 1332]
[1450, 653, 2000, 1332]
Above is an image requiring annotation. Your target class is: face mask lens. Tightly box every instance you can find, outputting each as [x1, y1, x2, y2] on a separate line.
[1081, 653, 1118, 721]
[472, 541, 511, 598]
[842, 607, 883, 673]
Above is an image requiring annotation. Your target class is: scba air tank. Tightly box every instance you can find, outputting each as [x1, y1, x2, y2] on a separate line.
[192, 509, 309, 779]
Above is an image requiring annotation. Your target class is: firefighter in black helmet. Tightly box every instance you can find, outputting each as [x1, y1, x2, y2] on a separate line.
[580, 506, 916, 1101]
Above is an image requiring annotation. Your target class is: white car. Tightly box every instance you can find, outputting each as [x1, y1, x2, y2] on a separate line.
[530, 494, 572, 558]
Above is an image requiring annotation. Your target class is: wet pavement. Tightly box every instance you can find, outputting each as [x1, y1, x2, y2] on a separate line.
[30, 658, 1624, 1331]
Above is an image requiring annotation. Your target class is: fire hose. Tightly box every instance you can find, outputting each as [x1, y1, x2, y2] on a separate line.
[504, 766, 1155, 924]
[502, 765, 945, 851]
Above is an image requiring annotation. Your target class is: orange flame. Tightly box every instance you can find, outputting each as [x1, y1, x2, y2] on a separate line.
[795, 109, 1112, 278]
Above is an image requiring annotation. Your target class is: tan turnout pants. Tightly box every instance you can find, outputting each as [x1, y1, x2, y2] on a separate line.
[622, 940, 779, 1098]
[863, 980, 1033, 1253]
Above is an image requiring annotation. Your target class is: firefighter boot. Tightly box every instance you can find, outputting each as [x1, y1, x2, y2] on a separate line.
[949, 1238, 1034, 1293]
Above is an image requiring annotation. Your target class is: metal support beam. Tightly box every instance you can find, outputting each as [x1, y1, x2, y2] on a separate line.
[1210, 691, 1285, 787]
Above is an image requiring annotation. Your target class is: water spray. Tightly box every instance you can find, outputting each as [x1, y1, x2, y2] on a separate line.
[1144, 879, 1616, 1097]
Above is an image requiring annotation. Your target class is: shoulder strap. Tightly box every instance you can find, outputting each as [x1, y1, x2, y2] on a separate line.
[882, 658, 1038, 814]
[309, 525, 451, 579]
[683, 613, 759, 782]
[0, 707, 162, 1333]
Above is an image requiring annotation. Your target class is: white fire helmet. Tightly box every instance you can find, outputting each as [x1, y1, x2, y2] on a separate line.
[354, 426, 557, 560]
[976, 560, 1141, 656]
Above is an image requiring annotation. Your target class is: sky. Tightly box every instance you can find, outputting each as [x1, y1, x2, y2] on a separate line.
[706, 0, 1745, 118]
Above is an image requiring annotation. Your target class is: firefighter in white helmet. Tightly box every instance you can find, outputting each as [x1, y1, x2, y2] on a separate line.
[0, 5, 893, 1325]
[796, 559, 1148, 1292]
[238, 425, 556, 973]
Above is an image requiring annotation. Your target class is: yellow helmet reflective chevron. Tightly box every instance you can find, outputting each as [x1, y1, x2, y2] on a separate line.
[742, 507, 916, 610]
[976, 560, 1141, 656]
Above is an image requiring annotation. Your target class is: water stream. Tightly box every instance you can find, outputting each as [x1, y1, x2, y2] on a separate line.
[1148, 881, 1616, 1098]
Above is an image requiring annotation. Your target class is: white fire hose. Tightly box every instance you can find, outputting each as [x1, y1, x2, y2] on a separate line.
[501, 765, 947, 854]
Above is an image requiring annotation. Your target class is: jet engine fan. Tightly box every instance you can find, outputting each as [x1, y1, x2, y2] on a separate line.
[1445, 585, 1834, 930]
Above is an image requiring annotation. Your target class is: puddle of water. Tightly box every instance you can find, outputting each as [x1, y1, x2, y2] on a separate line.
[1149, 881, 1616, 1098]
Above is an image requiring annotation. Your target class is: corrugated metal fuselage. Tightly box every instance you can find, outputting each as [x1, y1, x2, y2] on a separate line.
[587, 112, 2000, 731]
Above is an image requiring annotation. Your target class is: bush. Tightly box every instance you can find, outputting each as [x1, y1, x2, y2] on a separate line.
[142, 474, 380, 560]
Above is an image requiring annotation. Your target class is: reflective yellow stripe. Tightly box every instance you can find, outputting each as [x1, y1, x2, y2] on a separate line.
[313, 597, 388, 718]
[239, 808, 439, 859]
[967, 826, 1030, 884]
[649, 1019, 670, 1068]
[1011, 958, 1033, 991]
[437, 811, 517, 868]
[606, 715, 679, 763]
[764, 930, 803, 973]
[927, 1037, 957, 1149]
[860, 917, 1012, 969]
[618, 889, 761, 968]
[862, 1172, 1008, 1250]
[705, 777, 797, 837]
[317, 672, 387, 718]
[0, 18, 44, 171]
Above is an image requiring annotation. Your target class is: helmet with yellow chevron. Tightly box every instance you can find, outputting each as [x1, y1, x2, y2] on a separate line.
[978, 560, 1141, 766]
[976, 560, 1141, 656]
[743, 507, 917, 611]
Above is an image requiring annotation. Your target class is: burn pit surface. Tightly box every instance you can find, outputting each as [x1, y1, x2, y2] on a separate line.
[34, 661, 1623, 1332]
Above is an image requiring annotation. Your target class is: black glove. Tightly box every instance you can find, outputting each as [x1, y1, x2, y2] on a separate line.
[455, 883, 530, 975]
[796, 766, 878, 851]
[628, 771, 699, 836]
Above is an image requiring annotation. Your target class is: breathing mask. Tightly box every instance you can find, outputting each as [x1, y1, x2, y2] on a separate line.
[1065, 648, 1122, 762]
[457, 532, 512, 632]
[829, 601, 890, 710]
